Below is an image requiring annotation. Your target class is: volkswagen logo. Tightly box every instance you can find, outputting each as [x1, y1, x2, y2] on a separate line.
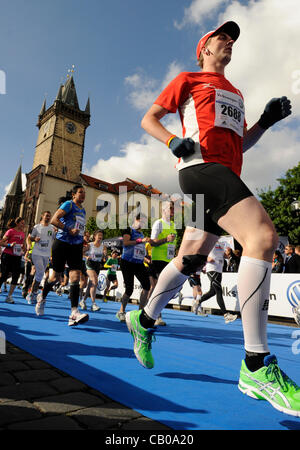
[97, 273, 107, 291]
[286, 280, 300, 307]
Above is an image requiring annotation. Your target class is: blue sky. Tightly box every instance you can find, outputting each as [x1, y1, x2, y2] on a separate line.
[1, 0, 299, 204]
[0, 0, 199, 195]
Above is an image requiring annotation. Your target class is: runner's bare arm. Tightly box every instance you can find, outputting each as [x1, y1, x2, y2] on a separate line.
[243, 123, 266, 153]
[51, 209, 79, 236]
[51, 209, 67, 230]
[141, 104, 174, 144]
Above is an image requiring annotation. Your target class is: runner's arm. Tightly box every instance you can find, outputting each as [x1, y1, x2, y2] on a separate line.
[51, 208, 78, 235]
[243, 123, 266, 153]
[122, 233, 141, 246]
[141, 104, 173, 143]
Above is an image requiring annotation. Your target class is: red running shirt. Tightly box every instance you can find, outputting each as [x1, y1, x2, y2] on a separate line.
[154, 71, 246, 177]
[3, 228, 25, 256]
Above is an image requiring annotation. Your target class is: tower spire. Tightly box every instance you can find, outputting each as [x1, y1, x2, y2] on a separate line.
[61, 70, 79, 109]
[85, 97, 90, 115]
[56, 84, 63, 101]
[39, 98, 46, 117]
[7, 165, 23, 196]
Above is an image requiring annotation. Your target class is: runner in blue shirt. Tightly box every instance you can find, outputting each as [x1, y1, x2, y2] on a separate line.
[35, 185, 89, 326]
[116, 214, 151, 322]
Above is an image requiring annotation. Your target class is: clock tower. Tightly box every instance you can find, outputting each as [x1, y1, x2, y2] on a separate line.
[32, 75, 90, 182]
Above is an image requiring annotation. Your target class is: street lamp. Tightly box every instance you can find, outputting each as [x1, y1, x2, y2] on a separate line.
[290, 199, 300, 218]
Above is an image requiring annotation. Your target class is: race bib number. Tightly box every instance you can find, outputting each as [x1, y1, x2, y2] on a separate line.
[91, 252, 102, 261]
[75, 215, 86, 236]
[214, 89, 244, 137]
[13, 244, 22, 256]
[133, 244, 146, 261]
[39, 240, 49, 248]
[167, 244, 175, 260]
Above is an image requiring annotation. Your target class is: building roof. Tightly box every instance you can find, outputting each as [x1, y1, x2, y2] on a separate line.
[80, 174, 116, 194]
[80, 173, 162, 197]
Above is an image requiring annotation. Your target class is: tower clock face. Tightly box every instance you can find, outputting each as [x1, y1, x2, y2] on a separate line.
[66, 122, 76, 134]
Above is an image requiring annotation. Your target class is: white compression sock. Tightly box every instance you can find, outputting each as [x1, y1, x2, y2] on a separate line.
[145, 260, 188, 320]
[237, 256, 272, 354]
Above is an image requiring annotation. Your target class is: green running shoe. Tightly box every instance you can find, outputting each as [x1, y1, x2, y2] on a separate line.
[126, 310, 156, 369]
[238, 354, 300, 417]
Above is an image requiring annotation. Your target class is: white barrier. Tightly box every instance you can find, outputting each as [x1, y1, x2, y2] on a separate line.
[97, 271, 300, 320]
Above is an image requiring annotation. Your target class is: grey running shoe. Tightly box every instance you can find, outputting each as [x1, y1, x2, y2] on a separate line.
[116, 311, 126, 322]
[224, 312, 238, 324]
[68, 310, 89, 326]
[35, 299, 46, 316]
[154, 316, 166, 326]
[91, 303, 101, 312]
[79, 299, 87, 310]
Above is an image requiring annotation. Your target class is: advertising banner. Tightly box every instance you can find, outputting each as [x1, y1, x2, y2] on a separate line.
[97, 271, 300, 320]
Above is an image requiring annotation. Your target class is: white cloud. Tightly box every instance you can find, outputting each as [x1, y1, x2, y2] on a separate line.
[220, 0, 300, 124]
[88, 114, 183, 195]
[86, 62, 185, 195]
[124, 62, 184, 111]
[242, 126, 300, 195]
[217, 0, 300, 193]
[174, 0, 229, 29]
[87, 0, 300, 198]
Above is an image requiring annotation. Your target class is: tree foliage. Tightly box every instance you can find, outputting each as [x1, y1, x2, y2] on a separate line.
[85, 216, 98, 235]
[258, 163, 300, 243]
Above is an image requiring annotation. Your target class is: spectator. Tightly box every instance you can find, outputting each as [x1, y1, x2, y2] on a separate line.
[284, 245, 300, 273]
[233, 249, 241, 270]
[272, 250, 284, 273]
[224, 247, 239, 272]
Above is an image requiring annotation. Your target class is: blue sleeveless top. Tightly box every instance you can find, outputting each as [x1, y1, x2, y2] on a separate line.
[121, 228, 146, 264]
[56, 200, 86, 245]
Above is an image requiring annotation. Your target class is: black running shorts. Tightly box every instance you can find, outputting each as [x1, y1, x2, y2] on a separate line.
[151, 260, 168, 279]
[51, 239, 83, 273]
[120, 258, 150, 296]
[179, 163, 253, 236]
[86, 259, 102, 275]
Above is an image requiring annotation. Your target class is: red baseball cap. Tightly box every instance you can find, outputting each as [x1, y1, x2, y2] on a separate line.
[196, 21, 240, 59]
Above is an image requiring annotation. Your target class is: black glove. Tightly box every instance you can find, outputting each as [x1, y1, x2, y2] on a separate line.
[258, 96, 292, 130]
[168, 136, 195, 158]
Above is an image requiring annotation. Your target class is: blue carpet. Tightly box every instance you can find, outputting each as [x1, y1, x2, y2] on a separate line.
[0, 289, 300, 430]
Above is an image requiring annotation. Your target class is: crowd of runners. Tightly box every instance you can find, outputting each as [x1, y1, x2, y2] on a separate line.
[0, 188, 243, 325]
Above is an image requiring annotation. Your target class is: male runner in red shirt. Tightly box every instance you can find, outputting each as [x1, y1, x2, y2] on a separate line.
[126, 21, 300, 417]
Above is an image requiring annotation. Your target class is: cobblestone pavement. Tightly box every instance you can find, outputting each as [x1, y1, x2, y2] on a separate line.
[0, 341, 171, 430]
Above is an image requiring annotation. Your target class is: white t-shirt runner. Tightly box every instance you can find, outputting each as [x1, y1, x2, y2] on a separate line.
[31, 224, 56, 257]
[205, 241, 226, 273]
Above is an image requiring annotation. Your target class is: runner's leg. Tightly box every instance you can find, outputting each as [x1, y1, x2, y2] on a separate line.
[218, 195, 278, 370]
